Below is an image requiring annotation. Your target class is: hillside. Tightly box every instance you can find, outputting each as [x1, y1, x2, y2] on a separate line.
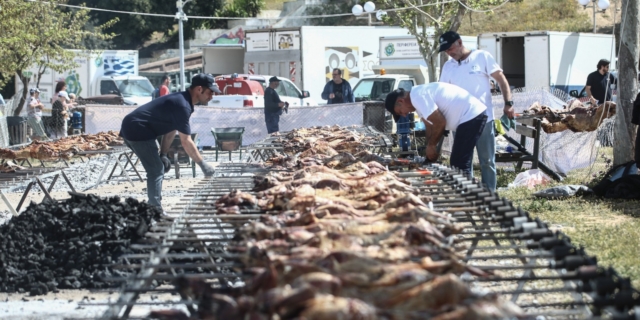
[457, 0, 618, 35]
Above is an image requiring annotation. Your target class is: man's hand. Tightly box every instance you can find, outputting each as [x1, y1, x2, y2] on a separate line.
[284, 102, 289, 114]
[197, 161, 215, 177]
[160, 154, 171, 173]
[589, 97, 598, 106]
[329, 93, 335, 99]
[426, 145, 439, 162]
[278, 102, 285, 108]
[504, 105, 515, 119]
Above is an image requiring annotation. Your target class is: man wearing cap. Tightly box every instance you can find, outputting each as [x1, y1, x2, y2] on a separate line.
[26, 88, 49, 141]
[438, 31, 514, 192]
[264, 76, 288, 134]
[385, 82, 487, 176]
[119, 73, 220, 209]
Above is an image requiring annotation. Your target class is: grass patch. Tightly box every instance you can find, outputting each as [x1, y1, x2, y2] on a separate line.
[498, 166, 640, 288]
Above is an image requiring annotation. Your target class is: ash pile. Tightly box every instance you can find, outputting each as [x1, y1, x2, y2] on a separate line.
[0, 193, 161, 295]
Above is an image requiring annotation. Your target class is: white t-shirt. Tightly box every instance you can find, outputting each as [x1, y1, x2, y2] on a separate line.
[439, 50, 502, 122]
[27, 97, 42, 119]
[410, 82, 487, 131]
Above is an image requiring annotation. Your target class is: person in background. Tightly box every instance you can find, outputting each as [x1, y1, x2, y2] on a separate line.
[264, 76, 287, 134]
[586, 59, 617, 105]
[438, 31, 514, 192]
[119, 73, 220, 209]
[26, 88, 49, 141]
[633, 92, 640, 172]
[159, 75, 171, 97]
[321, 68, 355, 104]
[52, 81, 67, 104]
[51, 91, 71, 139]
[385, 83, 487, 176]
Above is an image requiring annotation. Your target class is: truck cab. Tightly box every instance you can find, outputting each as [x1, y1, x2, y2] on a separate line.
[353, 65, 429, 135]
[94, 75, 154, 106]
[352, 65, 428, 102]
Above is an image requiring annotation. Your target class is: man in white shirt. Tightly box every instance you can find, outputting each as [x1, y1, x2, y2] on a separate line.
[438, 31, 514, 192]
[26, 88, 49, 141]
[385, 83, 487, 176]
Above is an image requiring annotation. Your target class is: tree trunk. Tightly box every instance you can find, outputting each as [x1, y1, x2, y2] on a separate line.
[13, 74, 30, 116]
[614, 0, 639, 166]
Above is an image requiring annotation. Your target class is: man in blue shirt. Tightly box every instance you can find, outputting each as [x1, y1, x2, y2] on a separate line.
[263, 76, 287, 134]
[120, 73, 220, 208]
[321, 68, 355, 104]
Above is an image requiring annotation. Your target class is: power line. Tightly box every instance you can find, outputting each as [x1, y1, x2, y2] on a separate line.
[33, 0, 464, 20]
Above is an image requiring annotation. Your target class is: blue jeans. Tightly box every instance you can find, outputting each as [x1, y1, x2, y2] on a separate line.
[265, 112, 280, 134]
[450, 114, 487, 176]
[124, 138, 164, 208]
[475, 120, 497, 192]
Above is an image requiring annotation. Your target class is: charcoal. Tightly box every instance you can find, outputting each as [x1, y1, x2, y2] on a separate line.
[0, 194, 162, 295]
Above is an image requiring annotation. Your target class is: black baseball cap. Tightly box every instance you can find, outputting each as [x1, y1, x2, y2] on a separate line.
[269, 76, 280, 83]
[385, 88, 406, 117]
[438, 31, 461, 52]
[191, 73, 221, 93]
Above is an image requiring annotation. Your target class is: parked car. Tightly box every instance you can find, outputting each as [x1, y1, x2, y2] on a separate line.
[207, 74, 315, 108]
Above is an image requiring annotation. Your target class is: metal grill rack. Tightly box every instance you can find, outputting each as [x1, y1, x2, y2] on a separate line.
[82, 161, 640, 320]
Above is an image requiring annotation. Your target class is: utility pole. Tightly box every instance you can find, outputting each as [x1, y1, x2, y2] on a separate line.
[614, 0, 639, 165]
[176, 0, 191, 91]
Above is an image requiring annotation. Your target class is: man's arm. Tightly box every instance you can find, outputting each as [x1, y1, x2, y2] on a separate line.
[320, 82, 332, 100]
[178, 132, 203, 163]
[347, 83, 355, 103]
[491, 70, 514, 118]
[424, 110, 446, 161]
[160, 130, 177, 154]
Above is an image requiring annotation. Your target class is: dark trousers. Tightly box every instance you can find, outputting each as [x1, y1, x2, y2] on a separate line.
[450, 113, 488, 176]
[635, 126, 640, 169]
[265, 112, 280, 134]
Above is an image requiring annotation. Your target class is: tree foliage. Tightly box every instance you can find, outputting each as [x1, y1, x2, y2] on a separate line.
[65, 0, 264, 49]
[0, 0, 116, 116]
[305, 0, 363, 26]
[458, 0, 591, 34]
[375, 0, 520, 82]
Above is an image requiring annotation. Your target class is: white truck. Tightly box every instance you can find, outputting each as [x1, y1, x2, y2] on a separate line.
[243, 26, 412, 105]
[16, 50, 154, 112]
[378, 35, 477, 67]
[353, 65, 430, 133]
[207, 74, 315, 108]
[477, 31, 616, 93]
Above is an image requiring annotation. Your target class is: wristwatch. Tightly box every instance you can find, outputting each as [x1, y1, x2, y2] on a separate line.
[505, 101, 514, 106]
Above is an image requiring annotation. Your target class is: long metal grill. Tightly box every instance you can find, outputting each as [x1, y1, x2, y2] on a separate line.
[86, 130, 638, 320]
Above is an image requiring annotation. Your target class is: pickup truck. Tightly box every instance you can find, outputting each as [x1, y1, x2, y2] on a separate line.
[208, 74, 316, 108]
[353, 65, 429, 133]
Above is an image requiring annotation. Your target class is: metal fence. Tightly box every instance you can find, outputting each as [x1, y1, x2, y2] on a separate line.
[81, 103, 369, 147]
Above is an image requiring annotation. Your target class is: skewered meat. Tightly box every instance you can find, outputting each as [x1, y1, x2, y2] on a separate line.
[215, 189, 257, 210]
[0, 131, 123, 160]
[0, 161, 26, 173]
[524, 101, 616, 133]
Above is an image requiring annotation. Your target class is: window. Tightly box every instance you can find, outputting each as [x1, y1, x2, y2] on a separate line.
[398, 80, 414, 91]
[281, 80, 301, 98]
[275, 81, 286, 96]
[100, 80, 120, 95]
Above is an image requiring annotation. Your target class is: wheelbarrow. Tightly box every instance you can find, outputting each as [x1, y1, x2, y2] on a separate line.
[211, 127, 245, 161]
